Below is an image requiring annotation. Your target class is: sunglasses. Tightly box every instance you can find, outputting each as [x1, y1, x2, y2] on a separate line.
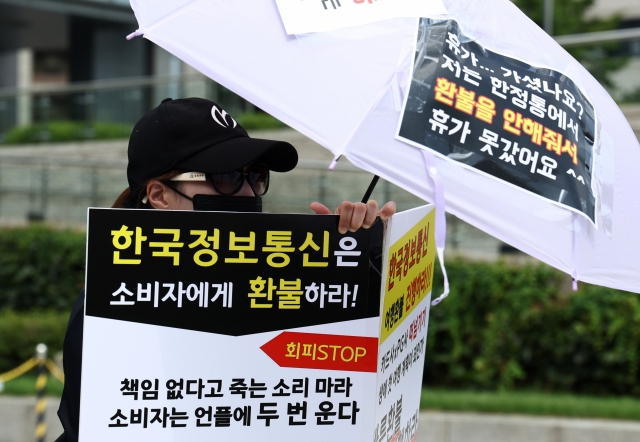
[170, 164, 270, 196]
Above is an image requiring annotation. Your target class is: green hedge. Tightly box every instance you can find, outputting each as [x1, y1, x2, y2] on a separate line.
[2, 120, 132, 145]
[1, 226, 640, 396]
[236, 112, 287, 131]
[0, 310, 68, 372]
[426, 260, 640, 396]
[0, 225, 85, 311]
[1, 115, 285, 145]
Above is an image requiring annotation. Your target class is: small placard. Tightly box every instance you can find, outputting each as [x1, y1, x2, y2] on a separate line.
[274, 0, 447, 35]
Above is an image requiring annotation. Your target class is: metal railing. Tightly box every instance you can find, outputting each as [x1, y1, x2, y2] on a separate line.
[0, 151, 505, 259]
[555, 27, 640, 47]
[0, 155, 394, 224]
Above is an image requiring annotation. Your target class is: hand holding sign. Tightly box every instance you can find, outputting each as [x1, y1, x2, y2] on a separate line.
[310, 200, 397, 234]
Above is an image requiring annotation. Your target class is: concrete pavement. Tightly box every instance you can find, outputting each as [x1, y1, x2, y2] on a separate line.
[2, 395, 640, 442]
[418, 411, 640, 442]
[0, 396, 63, 442]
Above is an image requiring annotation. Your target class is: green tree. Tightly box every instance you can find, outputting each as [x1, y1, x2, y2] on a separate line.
[512, 0, 627, 87]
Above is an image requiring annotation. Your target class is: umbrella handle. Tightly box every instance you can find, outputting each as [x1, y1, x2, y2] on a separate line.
[361, 175, 380, 203]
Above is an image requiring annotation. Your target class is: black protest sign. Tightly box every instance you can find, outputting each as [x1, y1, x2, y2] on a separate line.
[398, 18, 597, 223]
[85, 208, 383, 336]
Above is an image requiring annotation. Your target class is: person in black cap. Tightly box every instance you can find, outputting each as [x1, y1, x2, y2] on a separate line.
[112, 97, 395, 230]
[55, 98, 395, 442]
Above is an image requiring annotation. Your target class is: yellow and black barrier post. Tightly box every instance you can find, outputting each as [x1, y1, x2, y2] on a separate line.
[35, 343, 48, 442]
[0, 343, 65, 441]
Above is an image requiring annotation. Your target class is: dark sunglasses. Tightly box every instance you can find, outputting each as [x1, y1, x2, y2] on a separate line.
[170, 164, 270, 196]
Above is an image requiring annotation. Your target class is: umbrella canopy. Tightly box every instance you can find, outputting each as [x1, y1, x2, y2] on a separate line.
[128, 0, 640, 294]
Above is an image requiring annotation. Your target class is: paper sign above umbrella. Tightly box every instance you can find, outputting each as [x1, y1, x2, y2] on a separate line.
[274, 0, 447, 35]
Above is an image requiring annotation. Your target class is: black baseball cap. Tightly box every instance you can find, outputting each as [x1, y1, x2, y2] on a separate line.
[127, 97, 298, 197]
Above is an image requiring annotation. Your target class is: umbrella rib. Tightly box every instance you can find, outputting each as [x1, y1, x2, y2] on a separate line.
[131, 0, 207, 37]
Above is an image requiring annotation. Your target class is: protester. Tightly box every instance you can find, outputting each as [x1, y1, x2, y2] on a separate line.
[55, 97, 395, 442]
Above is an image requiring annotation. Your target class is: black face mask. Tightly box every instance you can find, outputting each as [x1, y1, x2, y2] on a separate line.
[191, 194, 262, 213]
[152, 186, 263, 213]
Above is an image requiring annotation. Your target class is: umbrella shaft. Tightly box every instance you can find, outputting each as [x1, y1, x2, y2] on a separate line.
[361, 175, 380, 203]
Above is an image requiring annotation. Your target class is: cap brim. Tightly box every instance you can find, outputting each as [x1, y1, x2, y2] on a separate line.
[176, 137, 298, 174]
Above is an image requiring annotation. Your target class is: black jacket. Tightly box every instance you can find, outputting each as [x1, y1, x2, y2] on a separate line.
[55, 291, 85, 442]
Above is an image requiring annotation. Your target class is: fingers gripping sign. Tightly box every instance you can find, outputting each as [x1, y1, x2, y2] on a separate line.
[309, 200, 397, 234]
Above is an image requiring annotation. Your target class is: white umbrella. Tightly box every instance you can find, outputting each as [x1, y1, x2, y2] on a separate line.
[126, 0, 640, 297]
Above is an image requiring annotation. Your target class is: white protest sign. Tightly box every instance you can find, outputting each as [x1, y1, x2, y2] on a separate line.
[375, 205, 434, 442]
[274, 0, 448, 35]
[79, 206, 434, 441]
